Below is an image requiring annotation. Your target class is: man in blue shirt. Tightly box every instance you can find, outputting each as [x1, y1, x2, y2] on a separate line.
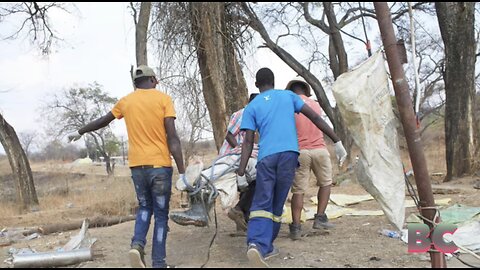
[236, 68, 347, 267]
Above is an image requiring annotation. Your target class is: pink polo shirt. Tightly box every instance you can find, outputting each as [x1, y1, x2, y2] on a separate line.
[295, 95, 326, 150]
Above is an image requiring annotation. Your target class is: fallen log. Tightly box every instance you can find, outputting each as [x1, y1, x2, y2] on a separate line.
[23, 215, 135, 236]
[432, 188, 460, 195]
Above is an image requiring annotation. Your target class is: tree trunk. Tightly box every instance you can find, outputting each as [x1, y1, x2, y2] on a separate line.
[324, 2, 349, 80]
[222, 4, 249, 116]
[435, 2, 477, 181]
[26, 215, 136, 236]
[89, 133, 113, 176]
[328, 36, 341, 79]
[324, 2, 353, 159]
[135, 2, 151, 66]
[0, 113, 38, 211]
[190, 2, 248, 150]
[104, 155, 112, 176]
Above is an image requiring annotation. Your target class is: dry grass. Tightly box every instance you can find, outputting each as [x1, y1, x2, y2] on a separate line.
[0, 162, 138, 227]
[73, 176, 137, 216]
[0, 201, 20, 218]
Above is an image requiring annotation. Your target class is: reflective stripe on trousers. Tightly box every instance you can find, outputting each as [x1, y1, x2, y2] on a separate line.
[249, 210, 282, 223]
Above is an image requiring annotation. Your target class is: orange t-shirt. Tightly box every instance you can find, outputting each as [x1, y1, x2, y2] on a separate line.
[295, 95, 326, 150]
[111, 89, 176, 167]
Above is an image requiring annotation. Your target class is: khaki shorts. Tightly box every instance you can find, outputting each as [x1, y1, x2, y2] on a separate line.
[291, 148, 332, 194]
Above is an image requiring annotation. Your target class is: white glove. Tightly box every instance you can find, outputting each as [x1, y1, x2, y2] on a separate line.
[175, 174, 187, 191]
[334, 141, 348, 166]
[236, 173, 248, 192]
[67, 131, 82, 143]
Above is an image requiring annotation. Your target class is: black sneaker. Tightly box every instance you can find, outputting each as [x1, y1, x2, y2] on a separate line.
[289, 223, 302, 240]
[313, 213, 335, 230]
[129, 244, 146, 268]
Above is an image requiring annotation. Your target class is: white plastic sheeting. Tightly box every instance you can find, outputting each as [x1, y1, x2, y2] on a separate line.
[332, 51, 406, 230]
[444, 220, 480, 253]
[176, 155, 257, 209]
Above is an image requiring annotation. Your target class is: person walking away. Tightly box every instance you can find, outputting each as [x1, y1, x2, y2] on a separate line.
[236, 68, 347, 267]
[286, 77, 345, 240]
[67, 65, 185, 268]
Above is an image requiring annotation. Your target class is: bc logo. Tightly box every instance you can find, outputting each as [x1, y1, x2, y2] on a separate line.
[408, 223, 458, 254]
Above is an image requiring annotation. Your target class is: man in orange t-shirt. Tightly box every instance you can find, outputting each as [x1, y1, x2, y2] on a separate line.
[286, 77, 346, 240]
[66, 65, 185, 268]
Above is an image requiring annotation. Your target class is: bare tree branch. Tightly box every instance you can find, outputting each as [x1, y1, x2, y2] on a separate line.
[129, 2, 138, 25]
[0, 2, 71, 54]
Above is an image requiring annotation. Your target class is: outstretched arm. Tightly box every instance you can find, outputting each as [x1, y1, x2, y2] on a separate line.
[79, 112, 116, 135]
[300, 104, 347, 165]
[236, 130, 255, 176]
[68, 112, 116, 142]
[165, 117, 185, 174]
[300, 104, 340, 143]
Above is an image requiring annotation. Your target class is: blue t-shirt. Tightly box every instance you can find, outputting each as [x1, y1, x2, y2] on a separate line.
[240, 89, 305, 161]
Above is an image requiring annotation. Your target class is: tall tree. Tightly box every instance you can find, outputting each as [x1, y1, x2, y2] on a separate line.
[150, 3, 213, 162]
[436, 2, 477, 181]
[0, 114, 39, 210]
[130, 1, 152, 66]
[44, 83, 119, 175]
[301, 2, 349, 80]
[134, 2, 250, 151]
[0, 2, 69, 210]
[190, 2, 248, 149]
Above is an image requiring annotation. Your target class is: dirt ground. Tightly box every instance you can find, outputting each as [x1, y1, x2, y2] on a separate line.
[1, 159, 479, 268]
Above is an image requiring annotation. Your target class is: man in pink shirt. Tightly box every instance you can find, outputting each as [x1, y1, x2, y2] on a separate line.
[286, 77, 346, 240]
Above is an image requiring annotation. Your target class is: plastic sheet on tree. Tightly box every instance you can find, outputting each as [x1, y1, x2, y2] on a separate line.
[332, 51, 405, 230]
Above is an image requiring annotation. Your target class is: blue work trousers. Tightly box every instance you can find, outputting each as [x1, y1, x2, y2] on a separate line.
[247, 151, 299, 256]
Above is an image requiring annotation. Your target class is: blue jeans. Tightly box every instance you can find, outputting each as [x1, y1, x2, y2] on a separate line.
[247, 151, 299, 256]
[131, 167, 173, 268]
